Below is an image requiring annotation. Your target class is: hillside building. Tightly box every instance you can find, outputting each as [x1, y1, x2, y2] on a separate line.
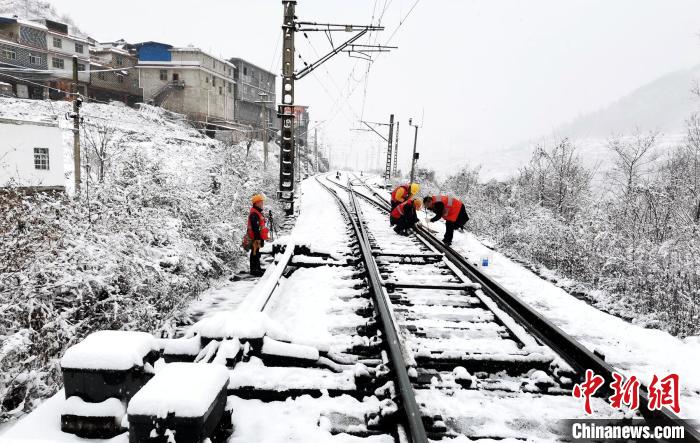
[136, 42, 236, 123]
[228, 57, 277, 131]
[0, 15, 49, 99]
[0, 16, 89, 100]
[0, 117, 65, 191]
[88, 40, 141, 105]
[32, 18, 90, 99]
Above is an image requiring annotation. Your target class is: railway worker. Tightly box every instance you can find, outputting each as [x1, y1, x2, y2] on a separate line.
[390, 198, 423, 235]
[390, 183, 421, 209]
[247, 193, 270, 276]
[423, 195, 469, 246]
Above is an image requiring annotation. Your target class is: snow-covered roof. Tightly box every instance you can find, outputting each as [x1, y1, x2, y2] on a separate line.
[16, 18, 47, 30]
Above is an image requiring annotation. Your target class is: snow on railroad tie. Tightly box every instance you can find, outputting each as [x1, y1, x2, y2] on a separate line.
[445, 226, 700, 418]
[417, 388, 625, 441]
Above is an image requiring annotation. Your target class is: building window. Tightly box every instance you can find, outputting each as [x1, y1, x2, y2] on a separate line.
[115, 56, 123, 66]
[243, 66, 247, 76]
[77, 63, 85, 72]
[53, 37, 62, 48]
[52, 57, 64, 69]
[172, 73, 179, 81]
[29, 54, 41, 64]
[212, 77, 216, 87]
[1, 49, 16, 60]
[34, 148, 49, 170]
[219, 86, 222, 95]
[227, 83, 232, 93]
[205, 76, 209, 83]
[75, 43, 84, 53]
[159, 69, 167, 80]
[98, 72, 106, 80]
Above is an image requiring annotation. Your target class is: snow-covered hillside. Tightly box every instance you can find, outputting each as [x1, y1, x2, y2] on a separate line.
[477, 65, 700, 180]
[0, 97, 281, 423]
[0, 0, 84, 36]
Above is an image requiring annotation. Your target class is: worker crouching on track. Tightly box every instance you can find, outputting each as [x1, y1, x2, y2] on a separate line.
[390, 198, 423, 235]
[424, 195, 469, 246]
[390, 183, 420, 209]
[247, 194, 270, 276]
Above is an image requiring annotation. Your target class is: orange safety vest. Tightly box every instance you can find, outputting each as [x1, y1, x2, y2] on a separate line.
[437, 195, 463, 222]
[391, 199, 414, 220]
[391, 184, 411, 202]
[247, 207, 270, 241]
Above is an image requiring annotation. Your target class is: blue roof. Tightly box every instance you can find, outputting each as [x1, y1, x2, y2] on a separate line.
[134, 41, 173, 62]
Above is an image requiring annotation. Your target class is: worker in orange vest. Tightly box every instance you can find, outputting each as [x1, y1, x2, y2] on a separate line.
[390, 198, 423, 235]
[390, 183, 420, 209]
[424, 195, 469, 246]
[247, 194, 270, 276]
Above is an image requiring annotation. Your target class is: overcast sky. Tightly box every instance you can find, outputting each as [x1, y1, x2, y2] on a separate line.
[47, 0, 700, 177]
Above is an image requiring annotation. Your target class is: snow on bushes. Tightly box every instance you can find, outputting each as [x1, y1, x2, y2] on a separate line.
[0, 98, 282, 421]
[443, 133, 700, 337]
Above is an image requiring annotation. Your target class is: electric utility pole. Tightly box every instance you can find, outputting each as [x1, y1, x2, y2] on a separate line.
[392, 121, 399, 177]
[409, 117, 420, 185]
[72, 56, 81, 194]
[314, 128, 318, 173]
[384, 114, 394, 180]
[351, 114, 394, 180]
[277, 0, 391, 214]
[255, 92, 273, 169]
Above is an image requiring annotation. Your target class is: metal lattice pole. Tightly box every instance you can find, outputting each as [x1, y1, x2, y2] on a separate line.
[279, 1, 297, 215]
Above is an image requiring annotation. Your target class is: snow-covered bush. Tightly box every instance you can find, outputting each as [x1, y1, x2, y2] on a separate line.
[0, 100, 282, 421]
[444, 135, 700, 338]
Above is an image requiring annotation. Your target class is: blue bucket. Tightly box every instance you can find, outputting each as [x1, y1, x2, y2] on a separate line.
[481, 257, 489, 267]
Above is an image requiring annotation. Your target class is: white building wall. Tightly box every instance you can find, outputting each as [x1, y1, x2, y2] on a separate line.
[139, 64, 235, 121]
[46, 31, 90, 82]
[0, 119, 64, 188]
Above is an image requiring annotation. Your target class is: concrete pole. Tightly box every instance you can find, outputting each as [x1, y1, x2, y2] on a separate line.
[72, 56, 81, 195]
[409, 118, 419, 185]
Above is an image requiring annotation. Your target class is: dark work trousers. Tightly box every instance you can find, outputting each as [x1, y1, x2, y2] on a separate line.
[392, 211, 419, 233]
[250, 242, 263, 275]
[443, 206, 469, 245]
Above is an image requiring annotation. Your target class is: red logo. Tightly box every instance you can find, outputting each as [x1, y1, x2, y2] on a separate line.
[573, 371, 681, 415]
[648, 374, 680, 414]
[573, 369, 605, 414]
[609, 372, 640, 411]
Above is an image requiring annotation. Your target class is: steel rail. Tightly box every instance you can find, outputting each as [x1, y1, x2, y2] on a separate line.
[346, 175, 700, 442]
[315, 176, 429, 443]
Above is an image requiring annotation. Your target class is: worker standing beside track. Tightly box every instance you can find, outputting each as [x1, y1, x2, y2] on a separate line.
[423, 195, 469, 246]
[390, 183, 420, 210]
[247, 194, 270, 276]
[390, 198, 423, 235]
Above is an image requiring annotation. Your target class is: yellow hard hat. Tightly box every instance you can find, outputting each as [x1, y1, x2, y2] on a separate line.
[251, 194, 265, 205]
[413, 198, 423, 210]
[410, 183, 420, 195]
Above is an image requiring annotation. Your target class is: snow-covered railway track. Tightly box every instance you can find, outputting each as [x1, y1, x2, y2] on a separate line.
[318, 173, 700, 443]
